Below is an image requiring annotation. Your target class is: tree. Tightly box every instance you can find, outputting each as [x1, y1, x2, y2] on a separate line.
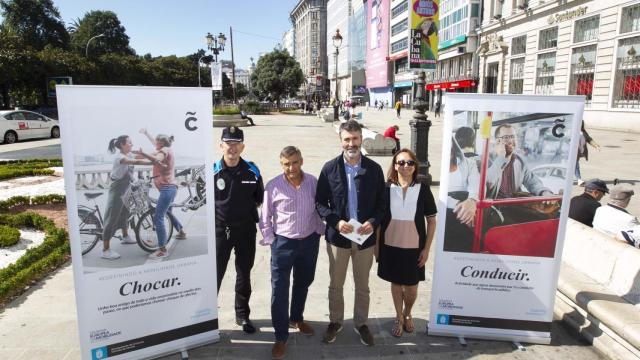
[251, 48, 303, 110]
[0, 0, 69, 50]
[235, 82, 248, 99]
[69, 10, 134, 57]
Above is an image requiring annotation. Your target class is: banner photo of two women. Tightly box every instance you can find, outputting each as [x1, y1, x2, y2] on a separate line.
[57, 86, 218, 360]
[429, 94, 584, 344]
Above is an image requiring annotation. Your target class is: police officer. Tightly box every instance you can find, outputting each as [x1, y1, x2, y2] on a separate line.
[215, 126, 264, 334]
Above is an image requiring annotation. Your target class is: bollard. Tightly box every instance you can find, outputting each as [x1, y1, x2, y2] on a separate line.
[410, 71, 432, 184]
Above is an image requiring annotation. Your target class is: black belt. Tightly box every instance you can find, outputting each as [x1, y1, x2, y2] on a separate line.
[216, 218, 255, 227]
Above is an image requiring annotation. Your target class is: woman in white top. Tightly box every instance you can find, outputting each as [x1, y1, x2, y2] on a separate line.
[101, 135, 152, 260]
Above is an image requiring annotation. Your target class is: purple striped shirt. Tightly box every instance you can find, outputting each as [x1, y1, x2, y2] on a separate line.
[259, 171, 325, 245]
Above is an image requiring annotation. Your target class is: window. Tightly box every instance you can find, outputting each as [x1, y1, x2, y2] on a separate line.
[613, 36, 640, 108]
[574, 16, 599, 43]
[509, 58, 525, 94]
[391, 38, 408, 53]
[535, 52, 556, 95]
[391, 1, 408, 19]
[395, 57, 408, 74]
[391, 18, 408, 37]
[569, 45, 597, 105]
[539, 27, 558, 50]
[9, 112, 26, 121]
[511, 35, 527, 55]
[24, 112, 43, 121]
[621, 3, 640, 34]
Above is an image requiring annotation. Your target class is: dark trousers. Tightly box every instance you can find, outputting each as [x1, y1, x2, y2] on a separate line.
[271, 233, 320, 341]
[216, 223, 257, 320]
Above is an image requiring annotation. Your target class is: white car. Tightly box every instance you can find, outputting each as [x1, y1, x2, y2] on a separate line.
[0, 110, 60, 144]
[531, 164, 568, 194]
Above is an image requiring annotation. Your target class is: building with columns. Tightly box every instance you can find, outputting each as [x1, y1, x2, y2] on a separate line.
[477, 0, 640, 131]
[283, 28, 296, 58]
[290, 0, 328, 98]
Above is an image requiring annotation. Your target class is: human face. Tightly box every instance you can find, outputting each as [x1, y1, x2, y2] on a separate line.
[219, 141, 245, 164]
[592, 189, 605, 201]
[121, 138, 133, 154]
[340, 130, 362, 162]
[155, 138, 164, 150]
[394, 152, 416, 180]
[497, 127, 517, 156]
[280, 153, 304, 182]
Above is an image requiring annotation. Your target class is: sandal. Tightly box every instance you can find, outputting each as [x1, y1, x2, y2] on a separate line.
[391, 318, 403, 337]
[403, 315, 415, 333]
[175, 231, 187, 240]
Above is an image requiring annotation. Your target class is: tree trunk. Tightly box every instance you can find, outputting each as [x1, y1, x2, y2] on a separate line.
[276, 98, 280, 112]
[0, 84, 10, 109]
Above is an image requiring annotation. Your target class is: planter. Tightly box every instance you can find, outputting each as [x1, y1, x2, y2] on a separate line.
[212, 114, 248, 128]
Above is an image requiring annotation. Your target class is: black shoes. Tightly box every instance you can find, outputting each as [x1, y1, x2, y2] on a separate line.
[236, 317, 256, 334]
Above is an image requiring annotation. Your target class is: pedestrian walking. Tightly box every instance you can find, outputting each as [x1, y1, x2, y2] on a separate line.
[214, 126, 264, 334]
[395, 100, 402, 119]
[434, 101, 441, 118]
[316, 120, 386, 346]
[576, 120, 600, 185]
[259, 146, 325, 360]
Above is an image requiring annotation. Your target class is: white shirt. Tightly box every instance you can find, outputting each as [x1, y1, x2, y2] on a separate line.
[593, 204, 640, 239]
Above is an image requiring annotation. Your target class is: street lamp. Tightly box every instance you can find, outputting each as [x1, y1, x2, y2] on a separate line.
[198, 55, 213, 87]
[206, 32, 226, 62]
[332, 29, 343, 120]
[315, 58, 322, 111]
[85, 33, 105, 57]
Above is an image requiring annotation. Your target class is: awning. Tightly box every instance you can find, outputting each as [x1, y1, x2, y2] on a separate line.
[426, 79, 478, 90]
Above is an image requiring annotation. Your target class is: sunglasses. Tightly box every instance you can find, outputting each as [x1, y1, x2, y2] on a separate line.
[395, 160, 416, 167]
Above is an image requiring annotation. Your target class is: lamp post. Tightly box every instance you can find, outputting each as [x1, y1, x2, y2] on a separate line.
[198, 55, 213, 87]
[332, 29, 343, 120]
[85, 33, 105, 57]
[206, 32, 226, 106]
[316, 58, 322, 112]
[410, 71, 432, 183]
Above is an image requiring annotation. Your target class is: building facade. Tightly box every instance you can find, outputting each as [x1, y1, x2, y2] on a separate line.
[478, 0, 640, 131]
[426, 0, 482, 109]
[283, 28, 296, 58]
[290, 0, 328, 98]
[388, 0, 413, 106]
[327, 0, 352, 101]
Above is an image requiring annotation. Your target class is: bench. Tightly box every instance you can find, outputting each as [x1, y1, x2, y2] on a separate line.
[555, 219, 640, 359]
[331, 120, 395, 156]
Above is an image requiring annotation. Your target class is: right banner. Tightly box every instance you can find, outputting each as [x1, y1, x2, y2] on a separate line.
[429, 94, 585, 344]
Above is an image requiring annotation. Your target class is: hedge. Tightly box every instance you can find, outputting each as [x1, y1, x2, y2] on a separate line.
[0, 225, 20, 247]
[0, 194, 66, 212]
[0, 197, 70, 304]
[0, 159, 63, 181]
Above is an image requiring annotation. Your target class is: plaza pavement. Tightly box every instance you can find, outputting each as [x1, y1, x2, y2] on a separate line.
[3, 106, 639, 359]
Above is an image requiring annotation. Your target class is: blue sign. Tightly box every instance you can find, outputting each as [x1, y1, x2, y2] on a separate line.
[394, 81, 413, 88]
[436, 314, 450, 325]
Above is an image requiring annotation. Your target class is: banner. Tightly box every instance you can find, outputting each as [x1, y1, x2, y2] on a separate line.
[57, 86, 218, 359]
[429, 94, 585, 344]
[366, 0, 390, 88]
[211, 62, 222, 91]
[409, 0, 439, 70]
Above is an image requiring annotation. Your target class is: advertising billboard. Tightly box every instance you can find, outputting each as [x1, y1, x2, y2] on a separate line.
[409, 0, 439, 70]
[366, 0, 390, 88]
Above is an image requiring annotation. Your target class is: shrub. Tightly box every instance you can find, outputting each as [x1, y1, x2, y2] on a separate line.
[213, 106, 241, 115]
[0, 202, 70, 304]
[0, 194, 66, 212]
[0, 225, 20, 247]
[0, 159, 63, 181]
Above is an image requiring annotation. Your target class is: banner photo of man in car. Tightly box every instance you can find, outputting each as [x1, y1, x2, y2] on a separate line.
[430, 94, 584, 344]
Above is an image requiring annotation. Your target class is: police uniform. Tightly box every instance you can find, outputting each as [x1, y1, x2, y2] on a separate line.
[214, 126, 264, 323]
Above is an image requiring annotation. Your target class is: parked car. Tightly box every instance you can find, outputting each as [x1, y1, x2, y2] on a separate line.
[531, 164, 568, 194]
[0, 110, 60, 144]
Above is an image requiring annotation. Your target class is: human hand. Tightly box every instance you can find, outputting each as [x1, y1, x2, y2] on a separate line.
[259, 238, 272, 246]
[454, 199, 476, 226]
[418, 249, 429, 268]
[337, 220, 354, 234]
[357, 221, 374, 235]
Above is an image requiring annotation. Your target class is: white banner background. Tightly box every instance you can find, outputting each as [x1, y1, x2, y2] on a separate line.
[211, 62, 222, 91]
[429, 94, 585, 344]
[57, 86, 218, 359]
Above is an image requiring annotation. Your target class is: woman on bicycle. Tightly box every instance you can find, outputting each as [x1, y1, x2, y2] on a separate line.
[137, 128, 187, 259]
[101, 135, 150, 260]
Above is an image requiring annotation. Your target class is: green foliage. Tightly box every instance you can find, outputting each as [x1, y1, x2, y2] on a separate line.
[251, 49, 304, 109]
[0, 194, 66, 212]
[235, 82, 249, 99]
[0, 224, 20, 247]
[0, 210, 69, 303]
[0, 159, 62, 181]
[213, 106, 241, 115]
[0, 0, 69, 50]
[241, 100, 264, 114]
[68, 10, 134, 57]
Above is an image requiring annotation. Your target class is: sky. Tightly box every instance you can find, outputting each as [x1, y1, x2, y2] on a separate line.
[49, 0, 299, 69]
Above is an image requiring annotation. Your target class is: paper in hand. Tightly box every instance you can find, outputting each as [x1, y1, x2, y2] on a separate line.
[341, 219, 371, 245]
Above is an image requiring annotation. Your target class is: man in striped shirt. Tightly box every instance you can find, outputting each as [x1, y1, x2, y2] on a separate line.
[259, 146, 325, 360]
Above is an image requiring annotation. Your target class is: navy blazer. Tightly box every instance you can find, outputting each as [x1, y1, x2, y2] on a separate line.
[315, 154, 386, 249]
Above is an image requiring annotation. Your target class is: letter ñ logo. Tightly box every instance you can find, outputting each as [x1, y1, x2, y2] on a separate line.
[185, 111, 198, 131]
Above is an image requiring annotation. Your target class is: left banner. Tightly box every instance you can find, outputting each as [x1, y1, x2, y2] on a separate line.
[57, 86, 218, 360]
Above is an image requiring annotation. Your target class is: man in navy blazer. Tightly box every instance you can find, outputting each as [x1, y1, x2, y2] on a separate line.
[316, 120, 385, 346]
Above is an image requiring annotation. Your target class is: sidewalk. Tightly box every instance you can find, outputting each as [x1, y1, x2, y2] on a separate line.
[0, 111, 626, 359]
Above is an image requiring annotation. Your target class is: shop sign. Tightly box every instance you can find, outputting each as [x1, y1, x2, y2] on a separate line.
[547, 6, 587, 25]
